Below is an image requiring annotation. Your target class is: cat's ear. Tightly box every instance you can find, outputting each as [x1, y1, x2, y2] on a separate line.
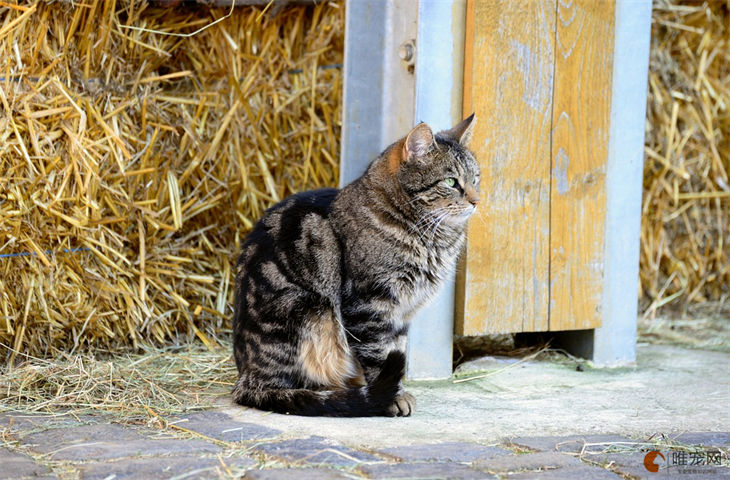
[440, 113, 476, 146]
[404, 123, 436, 159]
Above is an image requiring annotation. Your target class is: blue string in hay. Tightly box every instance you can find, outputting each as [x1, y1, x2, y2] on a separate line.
[0, 247, 89, 259]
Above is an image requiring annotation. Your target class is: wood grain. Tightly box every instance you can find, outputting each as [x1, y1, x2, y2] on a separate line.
[548, 0, 615, 331]
[457, 0, 555, 335]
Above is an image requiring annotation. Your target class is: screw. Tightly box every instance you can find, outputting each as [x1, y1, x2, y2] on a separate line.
[399, 42, 415, 62]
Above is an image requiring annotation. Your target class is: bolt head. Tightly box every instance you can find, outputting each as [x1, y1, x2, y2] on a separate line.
[398, 43, 414, 62]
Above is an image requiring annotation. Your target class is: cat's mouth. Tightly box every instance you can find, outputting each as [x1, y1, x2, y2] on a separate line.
[459, 203, 478, 217]
[443, 204, 477, 224]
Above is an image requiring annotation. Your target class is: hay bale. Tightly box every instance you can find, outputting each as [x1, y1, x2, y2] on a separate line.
[2, 0, 725, 360]
[642, 0, 729, 316]
[0, 0, 343, 359]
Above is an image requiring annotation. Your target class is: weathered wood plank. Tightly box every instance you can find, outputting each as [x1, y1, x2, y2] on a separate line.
[457, 0, 555, 335]
[548, 0, 615, 331]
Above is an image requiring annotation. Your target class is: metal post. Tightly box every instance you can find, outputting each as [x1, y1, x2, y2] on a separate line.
[406, 0, 467, 380]
[341, 0, 417, 184]
[594, 0, 652, 365]
[342, 0, 466, 379]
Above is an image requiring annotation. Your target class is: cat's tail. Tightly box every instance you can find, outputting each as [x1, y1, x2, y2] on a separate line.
[233, 351, 405, 417]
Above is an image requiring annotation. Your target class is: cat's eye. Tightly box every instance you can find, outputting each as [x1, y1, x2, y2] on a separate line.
[444, 177, 458, 188]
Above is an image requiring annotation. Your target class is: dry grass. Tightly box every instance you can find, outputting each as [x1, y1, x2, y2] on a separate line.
[0, 342, 235, 419]
[0, 0, 343, 359]
[642, 1, 730, 316]
[639, 300, 730, 352]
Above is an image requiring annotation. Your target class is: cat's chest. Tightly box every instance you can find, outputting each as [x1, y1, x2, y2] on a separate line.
[392, 276, 438, 321]
[390, 247, 459, 317]
[342, 228, 464, 320]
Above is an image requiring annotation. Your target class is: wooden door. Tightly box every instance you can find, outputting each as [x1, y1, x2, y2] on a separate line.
[456, 0, 615, 335]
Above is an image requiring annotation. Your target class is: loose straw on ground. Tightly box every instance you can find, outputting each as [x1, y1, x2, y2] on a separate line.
[452, 346, 550, 384]
[0, 342, 236, 418]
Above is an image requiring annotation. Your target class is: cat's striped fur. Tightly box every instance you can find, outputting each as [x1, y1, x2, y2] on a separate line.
[232, 115, 480, 416]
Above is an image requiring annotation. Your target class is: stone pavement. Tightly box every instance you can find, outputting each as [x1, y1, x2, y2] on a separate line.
[1, 344, 728, 479]
[0, 410, 728, 480]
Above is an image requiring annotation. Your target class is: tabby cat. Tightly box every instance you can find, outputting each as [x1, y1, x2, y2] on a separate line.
[232, 115, 480, 417]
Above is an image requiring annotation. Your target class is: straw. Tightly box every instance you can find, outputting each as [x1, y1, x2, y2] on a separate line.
[0, 0, 343, 358]
[641, 0, 729, 316]
[1, 0, 725, 359]
[0, 342, 236, 419]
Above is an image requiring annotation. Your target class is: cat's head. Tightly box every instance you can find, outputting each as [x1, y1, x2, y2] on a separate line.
[389, 114, 480, 227]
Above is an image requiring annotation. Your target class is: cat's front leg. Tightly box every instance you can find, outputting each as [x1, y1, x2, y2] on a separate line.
[366, 355, 416, 417]
[348, 327, 415, 416]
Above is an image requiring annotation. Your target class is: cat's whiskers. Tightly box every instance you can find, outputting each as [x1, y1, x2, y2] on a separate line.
[410, 207, 448, 236]
[473, 206, 487, 228]
[408, 208, 445, 237]
[420, 210, 451, 244]
[426, 216, 448, 244]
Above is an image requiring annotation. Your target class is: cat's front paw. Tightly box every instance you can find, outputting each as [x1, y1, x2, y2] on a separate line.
[387, 391, 416, 417]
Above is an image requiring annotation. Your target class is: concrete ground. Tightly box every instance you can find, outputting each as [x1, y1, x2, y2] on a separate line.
[221, 343, 730, 446]
[1, 343, 728, 479]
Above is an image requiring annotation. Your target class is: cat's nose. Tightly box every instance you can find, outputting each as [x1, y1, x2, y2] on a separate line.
[466, 187, 479, 207]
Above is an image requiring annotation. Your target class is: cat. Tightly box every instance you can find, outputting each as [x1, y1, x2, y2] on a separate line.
[232, 114, 479, 417]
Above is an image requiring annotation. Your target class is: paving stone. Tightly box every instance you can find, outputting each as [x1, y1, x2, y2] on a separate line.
[378, 442, 510, 463]
[21, 423, 221, 461]
[169, 411, 281, 442]
[359, 462, 494, 479]
[0, 412, 98, 434]
[50, 438, 221, 461]
[508, 465, 623, 479]
[242, 468, 350, 479]
[476, 451, 582, 473]
[252, 436, 381, 467]
[0, 447, 51, 479]
[587, 451, 653, 479]
[21, 423, 140, 447]
[0, 413, 53, 433]
[510, 435, 633, 454]
[672, 432, 730, 448]
[79, 455, 256, 480]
